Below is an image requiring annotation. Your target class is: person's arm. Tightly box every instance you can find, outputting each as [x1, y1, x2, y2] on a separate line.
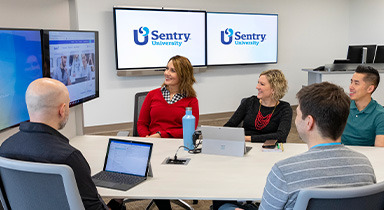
[137, 91, 153, 137]
[67, 76, 71, 85]
[374, 113, 384, 147]
[250, 104, 293, 143]
[66, 151, 109, 210]
[375, 135, 384, 147]
[259, 165, 288, 210]
[224, 98, 249, 127]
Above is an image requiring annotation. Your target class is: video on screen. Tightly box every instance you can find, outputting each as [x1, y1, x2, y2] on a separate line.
[44, 31, 98, 107]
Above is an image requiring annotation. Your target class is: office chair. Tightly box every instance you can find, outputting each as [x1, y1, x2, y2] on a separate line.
[0, 156, 85, 210]
[237, 97, 247, 127]
[126, 91, 196, 210]
[132, 91, 150, 137]
[293, 181, 384, 210]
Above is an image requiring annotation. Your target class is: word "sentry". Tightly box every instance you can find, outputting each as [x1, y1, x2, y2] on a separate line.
[151, 31, 191, 42]
[234, 32, 266, 42]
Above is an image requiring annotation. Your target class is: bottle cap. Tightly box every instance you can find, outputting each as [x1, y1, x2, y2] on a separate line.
[186, 107, 192, 111]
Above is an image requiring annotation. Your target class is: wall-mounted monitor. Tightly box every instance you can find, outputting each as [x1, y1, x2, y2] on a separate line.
[0, 28, 43, 131]
[347, 44, 376, 63]
[42, 30, 99, 107]
[374, 45, 384, 63]
[113, 7, 207, 70]
[207, 12, 278, 66]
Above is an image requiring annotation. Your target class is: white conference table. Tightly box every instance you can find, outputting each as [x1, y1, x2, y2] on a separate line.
[70, 135, 384, 200]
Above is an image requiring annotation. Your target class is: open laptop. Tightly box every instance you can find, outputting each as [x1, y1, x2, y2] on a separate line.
[200, 126, 252, 157]
[92, 138, 153, 191]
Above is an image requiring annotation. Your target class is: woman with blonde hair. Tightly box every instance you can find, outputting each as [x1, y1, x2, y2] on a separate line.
[137, 55, 199, 138]
[225, 69, 292, 143]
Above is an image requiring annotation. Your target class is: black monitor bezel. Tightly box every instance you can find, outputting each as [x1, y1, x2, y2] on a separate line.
[206, 11, 278, 67]
[41, 29, 99, 107]
[0, 27, 44, 132]
[347, 44, 377, 63]
[374, 45, 384, 63]
[113, 7, 207, 70]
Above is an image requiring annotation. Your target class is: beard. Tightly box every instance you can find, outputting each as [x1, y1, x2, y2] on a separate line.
[58, 113, 69, 130]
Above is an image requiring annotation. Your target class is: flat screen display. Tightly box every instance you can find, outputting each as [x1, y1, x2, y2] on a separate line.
[374, 45, 384, 63]
[0, 29, 43, 131]
[347, 44, 376, 63]
[42, 30, 99, 107]
[113, 8, 206, 70]
[207, 12, 278, 66]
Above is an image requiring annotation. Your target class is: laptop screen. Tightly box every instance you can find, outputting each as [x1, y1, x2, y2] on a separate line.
[104, 139, 152, 177]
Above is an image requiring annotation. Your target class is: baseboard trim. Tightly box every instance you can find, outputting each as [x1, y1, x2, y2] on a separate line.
[84, 122, 133, 135]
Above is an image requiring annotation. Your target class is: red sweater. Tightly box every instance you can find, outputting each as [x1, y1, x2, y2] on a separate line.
[137, 88, 199, 138]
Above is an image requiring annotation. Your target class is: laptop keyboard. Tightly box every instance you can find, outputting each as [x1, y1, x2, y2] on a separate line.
[92, 171, 144, 185]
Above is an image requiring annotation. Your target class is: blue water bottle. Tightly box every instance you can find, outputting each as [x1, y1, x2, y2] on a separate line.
[182, 107, 195, 151]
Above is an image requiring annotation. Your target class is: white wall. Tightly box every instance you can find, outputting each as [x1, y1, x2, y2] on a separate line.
[0, 0, 70, 29]
[349, 0, 384, 44]
[75, 0, 350, 126]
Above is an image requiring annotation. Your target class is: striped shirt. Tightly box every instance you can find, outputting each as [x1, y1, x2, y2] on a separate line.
[259, 145, 376, 210]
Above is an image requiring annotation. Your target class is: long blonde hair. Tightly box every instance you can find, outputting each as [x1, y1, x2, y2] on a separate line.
[162, 55, 196, 97]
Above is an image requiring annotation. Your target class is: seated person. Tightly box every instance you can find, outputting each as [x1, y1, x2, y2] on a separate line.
[219, 82, 376, 210]
[137, 55, 199, 210]
[80, 53, 92, 81]
[224, 69, 292, 143]
[342, 65, 384, 146]
[53, 55, 71, 86]
[0, 78, 123, 210]
[137, 55, 199, 138]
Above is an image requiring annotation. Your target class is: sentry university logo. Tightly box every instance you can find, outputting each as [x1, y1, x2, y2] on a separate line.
[133, 26, 149, 45]
[133, 26, 191, 47]
[220, 28, 266, 46]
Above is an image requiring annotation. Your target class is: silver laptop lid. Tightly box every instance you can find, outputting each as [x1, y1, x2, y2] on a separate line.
[200, 126, 246, 157]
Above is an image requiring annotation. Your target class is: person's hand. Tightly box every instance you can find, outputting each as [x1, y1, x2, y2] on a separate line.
[245, 136, 251, 142]
[235, 208, 244, 210]
[147, 133, 161, 138]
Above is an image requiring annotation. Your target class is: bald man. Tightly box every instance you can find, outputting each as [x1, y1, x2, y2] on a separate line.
[0, 78, 109, 210]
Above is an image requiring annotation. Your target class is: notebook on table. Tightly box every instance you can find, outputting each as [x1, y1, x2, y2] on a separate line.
[200, 126, 252, 157]
[92, 138, 153, 191]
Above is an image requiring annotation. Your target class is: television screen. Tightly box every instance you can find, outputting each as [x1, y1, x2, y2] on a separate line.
[374, 45, 384, 63]
[113, 8, 206, 70]
[207, 12, 278, 66]
[347, 45, 376, 63]
[42, 30, 99, 107]
[0, 28, 43, 131]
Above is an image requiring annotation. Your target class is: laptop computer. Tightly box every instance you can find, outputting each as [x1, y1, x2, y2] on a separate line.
[92, 138, 153, 191]
[200, 126, 252, 157]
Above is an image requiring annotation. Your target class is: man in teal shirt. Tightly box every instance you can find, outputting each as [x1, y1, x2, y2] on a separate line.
[341, 65, 384, 146]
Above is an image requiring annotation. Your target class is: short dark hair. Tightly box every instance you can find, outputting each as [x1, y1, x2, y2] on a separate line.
[296, 82, 350, 140]
[355, 65, 380, 93]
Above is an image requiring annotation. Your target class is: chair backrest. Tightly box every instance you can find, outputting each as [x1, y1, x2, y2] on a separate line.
[237, 98, 247, 127]
[133, 91, 150, 137]
[293, 181, 384, 210]
[0, 156, 85, 210]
